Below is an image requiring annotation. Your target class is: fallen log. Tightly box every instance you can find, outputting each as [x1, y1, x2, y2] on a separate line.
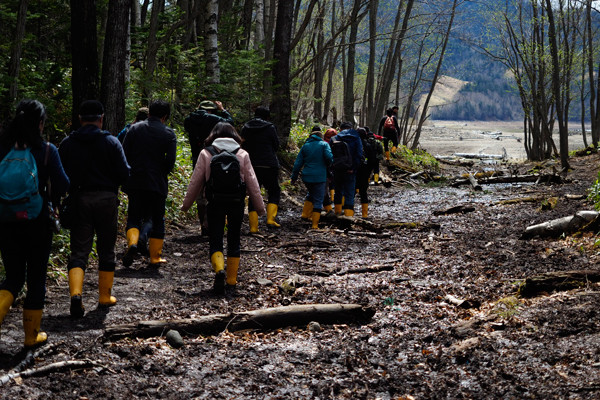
[384, 221, 441, 230]
[433, 204, 476, 216]
[452, 174, 565, 187]
[444, 294, 481, 309]
[495, 196, 541, 205]
[519, 270, 600, 297]
[104, 303, 375, 341]
[521, 210, 599, 239]
[454, 152, 505, 159]
[467, 174, 482, 191]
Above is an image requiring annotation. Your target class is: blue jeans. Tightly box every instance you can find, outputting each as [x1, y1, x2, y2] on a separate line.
[303, 181, 326, 211]
[333, 172, 357, 209]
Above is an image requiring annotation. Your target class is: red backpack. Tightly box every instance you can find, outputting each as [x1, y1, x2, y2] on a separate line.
[383, 116, 395, 131]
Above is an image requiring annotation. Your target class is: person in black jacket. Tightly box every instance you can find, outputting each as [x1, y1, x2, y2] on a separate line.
[240, 106, 280, 232]
[0, 99, 69, 347]
[377, 108, 400, 161]
[122, 100, 177, 268]
[184, 100, 233, 234]
[59, 100, 130, 318]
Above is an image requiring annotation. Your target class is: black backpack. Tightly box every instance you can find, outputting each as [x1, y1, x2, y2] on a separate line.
[330, 136, 353, 171]
[205, 146, 246, 203]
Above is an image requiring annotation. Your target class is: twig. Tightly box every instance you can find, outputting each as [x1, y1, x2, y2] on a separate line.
[0, 360, 99, 386]
[8, 342, 62, 375]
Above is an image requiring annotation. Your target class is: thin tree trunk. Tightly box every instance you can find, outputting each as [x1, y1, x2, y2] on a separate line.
[1, 0, 29, 124]
[100, 0, 131, 134]
[342, 0, 362, 124]
[70, 0, 99, 129]
[143, 0, 164, 103]
[205, 0, 220, 87]
[254, 0, 265, 56]
[412, 0, 458, 150]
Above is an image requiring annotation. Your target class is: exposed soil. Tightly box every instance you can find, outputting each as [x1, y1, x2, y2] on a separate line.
[1, 133, 600, 399]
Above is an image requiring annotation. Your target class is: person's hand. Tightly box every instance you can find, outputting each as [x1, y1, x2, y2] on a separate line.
[215, 101, 224, 111]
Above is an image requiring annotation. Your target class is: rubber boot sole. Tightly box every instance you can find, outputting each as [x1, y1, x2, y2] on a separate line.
[70, 295, 85, 318]
[122, 245, 138, 267]
[213, 270, 226, 295]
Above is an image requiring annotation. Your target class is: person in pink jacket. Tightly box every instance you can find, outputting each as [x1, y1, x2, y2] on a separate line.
[182, 123, 265, 294]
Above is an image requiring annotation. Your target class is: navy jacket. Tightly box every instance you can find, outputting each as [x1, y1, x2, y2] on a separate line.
[240, 118, 280, 168]
[59, 124, 130, 194]
[335, 129, 364, 173]
[122, 116, 177, 197]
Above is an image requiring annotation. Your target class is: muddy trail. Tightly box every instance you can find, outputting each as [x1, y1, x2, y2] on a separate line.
[2, 153, 600, 399]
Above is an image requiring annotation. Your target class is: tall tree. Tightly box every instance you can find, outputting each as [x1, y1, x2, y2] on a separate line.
[270, 0, 294, 145]
[1, 0, 29, 125]
[205, 0, 220, 88]
[100, 0, 131, 134]
[342, 0, 364, 124]
[70, 0, 99, 129]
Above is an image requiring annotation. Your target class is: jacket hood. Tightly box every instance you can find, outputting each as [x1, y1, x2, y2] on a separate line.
[243, 118, 273, 131]
[212, 137, 241, 153]
[71, 124, 108, 142]
[306, 133, 323, 143]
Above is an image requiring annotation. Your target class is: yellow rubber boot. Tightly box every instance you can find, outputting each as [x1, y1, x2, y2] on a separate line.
[361, 203, 369, 218]
[98, 271, 117, 306]
[311, 211, 321, 229]
[385, 151, 390, 161]
[324, 204, 332, 212]
[149, 238, 167, 265]
[344, 208, 355, 217]
[0, 290, 14, 325]
[122, 228, 140, 267]
[69, 267, 85, 318]
[226, 257, 240, 286]
[266, 204, 280, 227]
[391, 146, 397, 153]
[301, 201, 313, 219]
[334, 203, 343, 215]
[330, 190, 335, 201]
[248, 211, 259, 233]
[211, 252, 225, 294]
[374, 173, 379, 184]
[23, 309, 47, 348]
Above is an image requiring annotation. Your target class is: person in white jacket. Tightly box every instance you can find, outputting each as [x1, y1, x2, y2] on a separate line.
[182, 123, 265, 294]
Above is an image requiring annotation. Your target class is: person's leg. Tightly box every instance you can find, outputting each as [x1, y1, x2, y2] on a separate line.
[207, 201, 226, 293]
[342, 173, 357, 216]
[148, 193, 167, 265]
[123, 192, 143, 266]
[333, 172, 344, 214]
[264, 168, 281, 227]
[225, 203, 244, 286]
[93, 192, 119, 306]
[0, 223, 27, 325]
[310, 182, 326, 229]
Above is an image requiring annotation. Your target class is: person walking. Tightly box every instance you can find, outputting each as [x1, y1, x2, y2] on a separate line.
[0, 100, 69, 347]
[122, 100, 177, 267]
[184, 100, 233, 235]
[240, 106, 281, 232]
[378, 109, 400, 161]
[290, 127, 333, 229]
[117, 107, 149, 144]
[355, 127, 379, 218]
[58, 100, 130, 318]
[332, 122, 363, 216]
[322, 128, 337, 214]
[182, 123, 264, 295]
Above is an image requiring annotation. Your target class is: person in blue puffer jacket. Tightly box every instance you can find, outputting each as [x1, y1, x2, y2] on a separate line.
[333, 122, 363, 216]
[290, 127, 333, 229]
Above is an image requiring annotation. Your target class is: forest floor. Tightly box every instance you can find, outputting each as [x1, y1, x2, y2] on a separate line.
[2, 127, 600, 399]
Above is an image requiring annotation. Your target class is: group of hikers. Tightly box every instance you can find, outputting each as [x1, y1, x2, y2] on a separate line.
[0, 97, 401, 348]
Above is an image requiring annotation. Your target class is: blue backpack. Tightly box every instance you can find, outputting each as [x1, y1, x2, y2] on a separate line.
[0, 146, 43, 221]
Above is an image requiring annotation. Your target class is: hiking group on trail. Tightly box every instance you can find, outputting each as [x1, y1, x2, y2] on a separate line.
[0, 98, 393, 348]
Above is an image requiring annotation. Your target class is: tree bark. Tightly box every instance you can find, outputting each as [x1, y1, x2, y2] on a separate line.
[205, 0, 220, 87]
[270, 0, 294, 146]
[70, 0, 99, 129]
[100, 0, 131, 135]
[104, 304, 375, 340]
[342, 0, 363, 124]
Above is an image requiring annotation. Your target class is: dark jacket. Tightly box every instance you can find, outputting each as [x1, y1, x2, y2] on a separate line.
[335, 129, 364, 173]
[184, 109, 234, 165]
[378, 115, 400, 136]
[122, 116, 177, 197]
[59, 124, 130, 194]
[240, 118, 280, 168]
[291, 134, 333, 183]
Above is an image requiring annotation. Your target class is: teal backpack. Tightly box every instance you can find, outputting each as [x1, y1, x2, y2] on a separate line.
[0, 146, 43, 221]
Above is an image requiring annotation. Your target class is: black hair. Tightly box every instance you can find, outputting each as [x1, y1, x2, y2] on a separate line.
[385, 109, 393, 117]
[149, 100, 171, 120]
[0, 99, 46, 148]
[340, 121, 353, 130]
[205, 122, 242, 146]
[79, 100, 104, 122]
[254, 106, 270, 120]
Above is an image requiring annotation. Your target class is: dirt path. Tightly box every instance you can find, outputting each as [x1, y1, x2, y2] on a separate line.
[1, 152, 600, 399]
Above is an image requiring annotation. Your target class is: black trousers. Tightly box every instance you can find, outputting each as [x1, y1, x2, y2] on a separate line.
[207, 200, 244, 258]
[248, 166, 280, 211]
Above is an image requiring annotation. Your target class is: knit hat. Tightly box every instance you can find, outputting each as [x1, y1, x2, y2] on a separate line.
[311, 126, 321, 132]
[324, 128, 337, 141]
[199, 100, 217, 110]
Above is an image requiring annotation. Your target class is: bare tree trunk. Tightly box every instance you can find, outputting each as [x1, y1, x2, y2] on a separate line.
[270, 0, 294, 146]
[100, 0, 131, 134]
[412, 0, 458, 150]
[1, 0, 29, 125]
[70, 0, 99, 129]
[254, 0, 265, 56]
[142, 0, 164, 103]
[342, 0, 362, 124]
[241, 0, 253, 49]
[205, 0, 220, 88]
[262, 0, 277, 104]
[364, 0, 378, 129]
[312, 2, 325, 122]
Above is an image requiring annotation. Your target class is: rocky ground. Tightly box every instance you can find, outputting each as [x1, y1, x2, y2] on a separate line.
[1, 129, 600, 399]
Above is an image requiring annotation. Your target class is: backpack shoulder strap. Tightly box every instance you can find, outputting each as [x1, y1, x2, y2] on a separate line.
[205, 145, 218, 156]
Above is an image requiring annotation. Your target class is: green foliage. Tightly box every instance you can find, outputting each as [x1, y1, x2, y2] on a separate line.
[396, 145, 440, 171]
[588, 171, 600, 211]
